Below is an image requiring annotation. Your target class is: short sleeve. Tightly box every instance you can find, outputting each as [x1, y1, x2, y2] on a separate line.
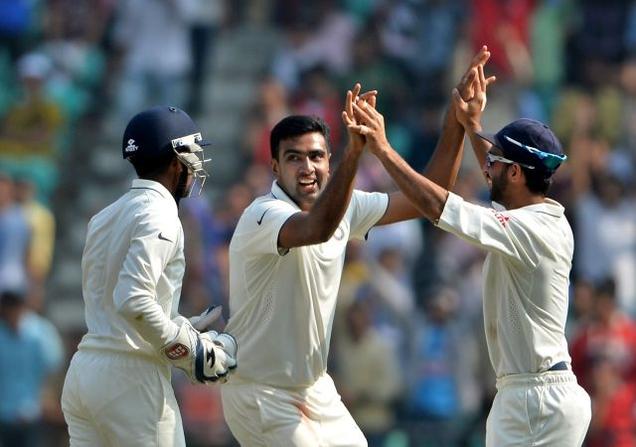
[348, 190, 390, 240]
[229, 198, 298, 256]
[437, 192, 539, 267]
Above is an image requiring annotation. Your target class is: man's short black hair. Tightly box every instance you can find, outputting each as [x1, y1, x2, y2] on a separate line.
[128, 151, 176, 178]
[0, 290, 25, 308]
[596, 277, 616, 299]
[270, 115, 330, 160]
[520, 166, 552, 195]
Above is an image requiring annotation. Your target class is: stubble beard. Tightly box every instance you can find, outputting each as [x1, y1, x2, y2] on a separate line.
[489, 171, 507, 204]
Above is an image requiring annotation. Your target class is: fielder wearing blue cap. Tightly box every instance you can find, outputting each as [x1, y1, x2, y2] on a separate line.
[349, 59, 591, 446]
[478, 118, 567, 173]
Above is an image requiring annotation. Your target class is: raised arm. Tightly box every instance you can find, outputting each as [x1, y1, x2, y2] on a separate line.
[453, 62, 495, 178]
[425, 45, 495, 189]
[357, 46, 495, 225]
[278, 84, 377, 248]
[351, 101, 448, 222]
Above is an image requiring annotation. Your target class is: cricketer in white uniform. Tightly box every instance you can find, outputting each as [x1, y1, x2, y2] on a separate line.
[351, 84, 592, 446]
[224, 180, 387, 446]
[61, 106, 237, 447]
[221, 54, 496, 446]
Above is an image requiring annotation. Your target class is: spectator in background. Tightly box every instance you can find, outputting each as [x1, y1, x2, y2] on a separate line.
[403, 287, 480, 446]
[567, 278, 597, 339]
[183, 0, 225, 115]
[0, 52, 64, 202]
[111, 0, 194, 128]
[294, 65, 343, 151]
[38, 0, 109, 122]
[270, 0, 357, 91]
[335, 297, 402, 447]
[468, 0, 535, 81]
[14, 176, 55, 312]
[379, 0, 466, 102]
[570, 278, 636, 393]
[0, 173, 30, 295]
[0, 289, 64, 447]
[526, 0, 573, 121]
[341, 24, 408, 124]
[574, 170, 636, 315]
[243, 77, 292, 165]
[586, 354, 636, 447]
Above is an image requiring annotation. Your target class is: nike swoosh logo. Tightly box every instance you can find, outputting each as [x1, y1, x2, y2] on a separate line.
[158, 232, 173, 242]
[257, 208, 270, 225]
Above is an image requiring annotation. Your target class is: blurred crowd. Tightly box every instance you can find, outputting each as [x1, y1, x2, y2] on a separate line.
[1, 0, 636, 446]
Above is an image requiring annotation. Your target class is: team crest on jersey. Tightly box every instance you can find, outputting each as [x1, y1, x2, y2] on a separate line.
[125, 139, 139, 153]
[490, 209, 510, 227]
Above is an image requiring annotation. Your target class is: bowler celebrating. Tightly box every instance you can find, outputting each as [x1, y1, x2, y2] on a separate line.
[221, 47, 495, 446]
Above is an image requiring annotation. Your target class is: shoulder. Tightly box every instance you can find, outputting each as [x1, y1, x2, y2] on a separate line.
[349, 189, 389, 211]
[238, 194, 295, 224]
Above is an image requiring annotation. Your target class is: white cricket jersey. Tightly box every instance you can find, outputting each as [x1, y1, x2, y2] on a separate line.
[225, 182, 388, 388]
[437, 192, 573, 378]
[77, 179, 184, 360]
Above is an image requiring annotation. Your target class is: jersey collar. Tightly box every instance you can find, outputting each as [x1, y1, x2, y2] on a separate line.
[131, 179, 174, 202]
[271, 181, 301, 210]
[524, 198, 565, 217]
[492, 198, 564, 217]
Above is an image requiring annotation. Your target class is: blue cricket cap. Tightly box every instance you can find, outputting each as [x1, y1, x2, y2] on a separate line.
[122, 106, 209, 160]
[477, 118, 566, 175]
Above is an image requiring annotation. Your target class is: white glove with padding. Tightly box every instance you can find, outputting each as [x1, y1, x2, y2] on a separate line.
[161, 316, 237, 384]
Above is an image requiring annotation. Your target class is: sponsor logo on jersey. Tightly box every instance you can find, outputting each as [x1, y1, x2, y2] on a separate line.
[125, 139, 139, 153]
[257, 208, 270, 225]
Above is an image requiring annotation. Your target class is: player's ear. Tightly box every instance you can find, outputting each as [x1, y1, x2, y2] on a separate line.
[271, 158, 280, 179]
[510, 164, 524, 183]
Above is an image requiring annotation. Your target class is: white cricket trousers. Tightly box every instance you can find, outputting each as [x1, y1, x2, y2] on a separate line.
[221, 373, 367, 446]
[61, 350, 186, 447]
[486, 370, 591, 446]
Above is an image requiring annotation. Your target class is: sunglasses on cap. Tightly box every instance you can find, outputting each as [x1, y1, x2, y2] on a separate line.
[485, 152, 535, 170]
[503, 135, 567, 171]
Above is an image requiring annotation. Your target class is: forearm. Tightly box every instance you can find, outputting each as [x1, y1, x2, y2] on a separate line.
[424, 102, 465, 190]
[116, 293, 179, 348]
[306, 144, 363, 240]
[374, 144, 448, 222]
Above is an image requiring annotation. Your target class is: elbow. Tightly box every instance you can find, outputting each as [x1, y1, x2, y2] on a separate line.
[114, 291, 138, 321]
[305, 229, 332, 245]
[315, 220, 341, 243]
[316, 227, 335, 244]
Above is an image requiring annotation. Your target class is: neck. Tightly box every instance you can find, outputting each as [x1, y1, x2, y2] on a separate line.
[143, 174, 173, 193]
[275, 181, 312, 211]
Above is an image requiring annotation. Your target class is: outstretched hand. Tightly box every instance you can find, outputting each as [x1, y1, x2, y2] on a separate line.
[455, 45, 496, 104]
[342, 82, 377, 151]
[453, 48, 496, 131]
[349, 100, 390, 156]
